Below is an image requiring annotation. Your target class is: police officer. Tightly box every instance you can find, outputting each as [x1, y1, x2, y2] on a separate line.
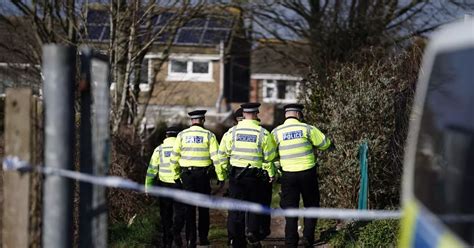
[218, 103, 277, 247]
[170, 110, 225, 248]
[145, 126, 185, 248]
[234, 107, 244, 123]
[256, 117, 273, 241]
[272, 103, 334, 247]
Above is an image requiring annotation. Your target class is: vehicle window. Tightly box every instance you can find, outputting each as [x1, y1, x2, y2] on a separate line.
[414, 47, 474, 244]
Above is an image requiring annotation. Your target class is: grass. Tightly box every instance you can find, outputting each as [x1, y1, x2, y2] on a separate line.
[109, 204, 161, 248]
[209, 223, 228, 245]
[271, 183, 281, 208]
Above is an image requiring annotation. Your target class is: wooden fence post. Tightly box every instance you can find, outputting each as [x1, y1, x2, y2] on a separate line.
[3, 88, 34, 248]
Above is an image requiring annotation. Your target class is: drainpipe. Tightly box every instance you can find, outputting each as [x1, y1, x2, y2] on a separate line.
[215, 41, 225, 117]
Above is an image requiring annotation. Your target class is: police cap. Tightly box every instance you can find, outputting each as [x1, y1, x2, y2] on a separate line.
[188, 110, 207, 119]
[233, 108, 243, 120]
[240, 102, 261, 113]
[284, 103, 304, 112]
[165, 126, 180, 134]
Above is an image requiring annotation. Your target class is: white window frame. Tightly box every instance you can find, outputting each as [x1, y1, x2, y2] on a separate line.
[167, 59, 213, 82]
[144, 53, 219, 83]
[251, 74, 302, 103]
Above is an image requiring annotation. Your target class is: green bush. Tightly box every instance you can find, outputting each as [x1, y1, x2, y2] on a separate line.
[356, 219, 399, 247]
[303, 45, 422, 209]
[327, 220, 399, 247]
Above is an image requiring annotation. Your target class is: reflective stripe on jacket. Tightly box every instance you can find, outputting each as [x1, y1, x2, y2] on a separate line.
[218, 119, 277, 177]
[170, 125, 225, 180]
[146, 137, 177, 189]
[272, 118, 331, 172]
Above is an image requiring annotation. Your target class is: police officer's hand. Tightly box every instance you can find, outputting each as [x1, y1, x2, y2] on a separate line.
[216, 180, 225, 186]
[269, 177, 275, 183]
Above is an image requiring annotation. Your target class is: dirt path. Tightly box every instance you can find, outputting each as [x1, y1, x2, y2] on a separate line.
[207, 181, 288, 247]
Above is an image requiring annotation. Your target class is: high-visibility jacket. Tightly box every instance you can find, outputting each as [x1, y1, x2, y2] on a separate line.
[272, 118, 331, 172]
[170, 125, 225, 180]
[218, 119, 277, 177]
[218, 128, 233, 179]
[145, 137, 177, 190]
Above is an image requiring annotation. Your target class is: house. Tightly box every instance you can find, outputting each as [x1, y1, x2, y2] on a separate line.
[139, 7, 250, 130]
[85, 6, 250, 132]
[249, 40, 309, 126]
[86, 7, 312, 131]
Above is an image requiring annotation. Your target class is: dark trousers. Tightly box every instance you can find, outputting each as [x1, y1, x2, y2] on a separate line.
[158, 181, 185, 247]
[180, 167, 211, 247]
[280, 166, 320, 247]
[227, 167, 264, 247]
[258, 180, 272, 239]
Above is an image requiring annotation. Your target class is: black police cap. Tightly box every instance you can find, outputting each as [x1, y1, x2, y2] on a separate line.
[188, 110, 207, 119]
[284, 103, 304, 112]
[165, 126, 180, 134]
[233, 108, 243, 119]
[240, 102, 261, 113]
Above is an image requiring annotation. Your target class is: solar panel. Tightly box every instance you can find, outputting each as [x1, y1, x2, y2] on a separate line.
[208, 17, 232, 28]
[87, 25, 104, 40]
[201, 30, 229, 44]
[151, 15, 159, 26]
[157, 12, 175, 25]
[184, 18, 207, 27]
[87, 10, 108, 24]
[101, 26, 110, 40]
[176, 28, 203, 44]
[84, 9, 235, 46]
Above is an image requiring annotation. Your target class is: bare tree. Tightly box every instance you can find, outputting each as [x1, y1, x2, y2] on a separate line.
[0, 0, 208, 134]
[240, 0, 474, 75]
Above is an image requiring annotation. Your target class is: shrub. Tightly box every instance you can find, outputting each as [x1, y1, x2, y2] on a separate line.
[303, 45, 422, 209]
[327, 220, 399, 247]
[108, 129, 153, 224]
[356, 219, 399, 247]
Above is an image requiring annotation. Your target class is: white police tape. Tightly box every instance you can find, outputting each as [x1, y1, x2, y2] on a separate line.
[3, 156, 401, 220]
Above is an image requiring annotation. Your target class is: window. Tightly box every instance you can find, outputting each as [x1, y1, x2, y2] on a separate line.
[139, 58, 152, 91]
[167, 59, 213, 82]
[170, 60, 187, 73]
[192, 61, 209, 74]
[263, 79, 299, 103]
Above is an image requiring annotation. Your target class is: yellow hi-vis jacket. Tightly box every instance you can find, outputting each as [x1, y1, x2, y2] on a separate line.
[170, 125, 225, 181]
[145, 137, 177, 191]
[272, 118, 331, 172]
[218, 119, 277, 177]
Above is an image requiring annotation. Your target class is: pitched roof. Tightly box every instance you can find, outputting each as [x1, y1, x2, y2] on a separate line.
[251, 40, 310, 76]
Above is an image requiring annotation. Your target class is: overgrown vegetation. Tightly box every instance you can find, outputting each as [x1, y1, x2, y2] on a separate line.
[303, 44, 423, 210]
[109, 204, 161, 247]
[315, 219, 399, 247]
[108, 130, 150, 224]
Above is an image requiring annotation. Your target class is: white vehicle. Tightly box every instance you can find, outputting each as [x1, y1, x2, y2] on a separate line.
[400, 20, 474, 247]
